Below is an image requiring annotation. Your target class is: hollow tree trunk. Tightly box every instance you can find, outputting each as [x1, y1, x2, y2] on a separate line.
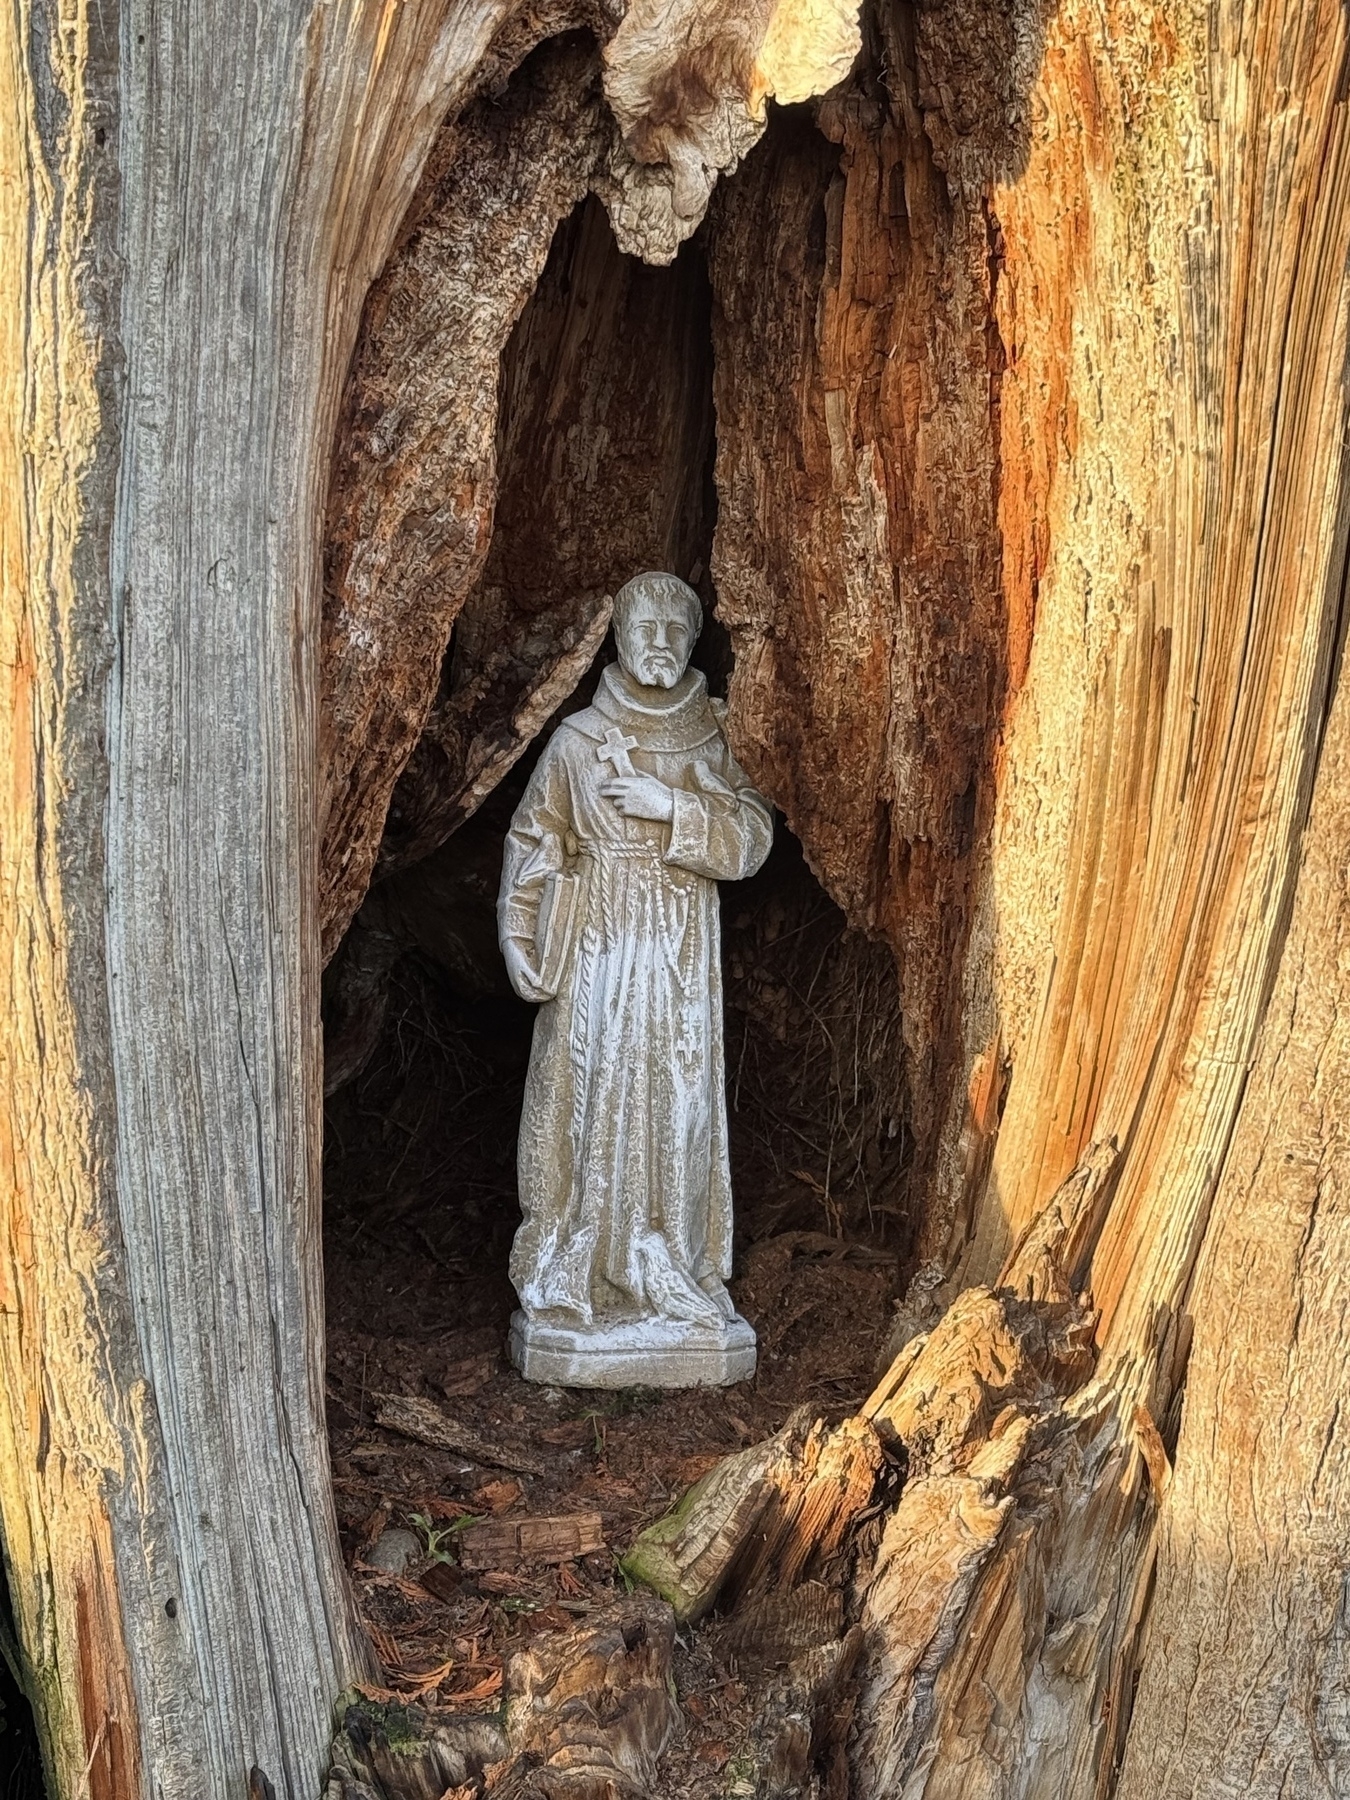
[315, 1, 1350, 1794]
[5, 1, 1350, 1798]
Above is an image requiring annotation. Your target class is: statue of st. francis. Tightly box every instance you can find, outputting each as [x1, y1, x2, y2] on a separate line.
[497, 571, 772, 1386]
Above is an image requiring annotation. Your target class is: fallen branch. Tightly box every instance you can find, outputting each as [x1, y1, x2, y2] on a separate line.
[373, 1393, 553, 1478]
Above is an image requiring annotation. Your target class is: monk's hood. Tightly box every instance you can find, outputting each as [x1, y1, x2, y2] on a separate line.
[563, 663, 722, 755]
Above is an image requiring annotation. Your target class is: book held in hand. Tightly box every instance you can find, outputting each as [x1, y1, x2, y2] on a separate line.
[534, 869, 579, 998]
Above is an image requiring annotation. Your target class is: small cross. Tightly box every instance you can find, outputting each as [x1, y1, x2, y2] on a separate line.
[596, 727, 639, 780]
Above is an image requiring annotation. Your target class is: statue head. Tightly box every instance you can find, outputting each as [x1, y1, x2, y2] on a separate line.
[613, 571, 702, 690]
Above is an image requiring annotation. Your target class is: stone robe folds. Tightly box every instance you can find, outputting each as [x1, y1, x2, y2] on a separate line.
[499, 664, 772, 1383]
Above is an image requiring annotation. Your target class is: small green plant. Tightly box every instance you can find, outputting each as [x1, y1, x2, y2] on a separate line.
[576, 1409, 607, 1455]
[408, 1509, 483, 1565]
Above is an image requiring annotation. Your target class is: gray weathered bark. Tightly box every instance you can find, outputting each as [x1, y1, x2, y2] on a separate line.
[0, 0, 531, 1792]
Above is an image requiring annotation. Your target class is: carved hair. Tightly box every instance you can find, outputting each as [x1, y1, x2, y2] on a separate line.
[612, 571, 703, 639]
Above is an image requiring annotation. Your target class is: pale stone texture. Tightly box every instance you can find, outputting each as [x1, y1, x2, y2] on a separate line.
[499, 575, 771, 1387]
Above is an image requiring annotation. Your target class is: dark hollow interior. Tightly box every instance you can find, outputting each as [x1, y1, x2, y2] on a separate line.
[327, 71, 924, 1757]
[0, 1560, 43, 1800]
[323, 183, 914, 1410]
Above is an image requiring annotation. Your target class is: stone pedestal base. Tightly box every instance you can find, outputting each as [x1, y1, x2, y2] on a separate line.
[508, 1310, 756, 1389]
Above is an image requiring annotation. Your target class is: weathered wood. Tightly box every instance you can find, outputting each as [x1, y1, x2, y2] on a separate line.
[732, 1624, 863, 1800]
[9, 0, 1350, 1794]
[863, 1282, 1095, 1475]
[377, 190, 717, 880]
[713, 1580, 844, 1676]
[320, 37, 612, 957]
[853, 1355, 1155, 1794]
[595, 0, 862, 264]
[459, 1513, 604, 1571]
[623, 1407, 884, 1624]
[621, 1414, 800, 1622]
[1118, 389, 1350, 1794]
[723, 1414, 885, 1600]
[374, 1393, 553, 1479]
[838, 0, 1350, 1783]
[708, 20, 1008, 1170]
[0, 2, 146, 1790]
[1, 0, 544, 1791]
[326, 1598, 680, 1800]
[498, 1597, 680, 1799]
[955, 0, 1350, 1352]
[999, 1137, 1121, 1308]
[325, 1699, 508, 1800]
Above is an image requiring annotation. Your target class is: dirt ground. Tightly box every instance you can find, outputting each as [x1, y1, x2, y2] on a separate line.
[323, 838, 908, 1791]
[326, 1231, 899, 1792]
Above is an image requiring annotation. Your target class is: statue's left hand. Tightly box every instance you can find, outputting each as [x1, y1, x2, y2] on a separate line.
[502, 937, 549, 1003]
[600, 775, 675, 822]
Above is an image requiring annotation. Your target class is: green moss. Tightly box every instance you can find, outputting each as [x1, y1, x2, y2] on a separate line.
[618, 1465, 720, 1619]
[334, 1690, 429, 1757]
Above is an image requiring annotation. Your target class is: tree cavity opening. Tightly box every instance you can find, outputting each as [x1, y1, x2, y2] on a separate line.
[321, 176, 912, 1520]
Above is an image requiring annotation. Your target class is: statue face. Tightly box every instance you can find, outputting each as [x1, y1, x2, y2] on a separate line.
[615, 596, 696, 689]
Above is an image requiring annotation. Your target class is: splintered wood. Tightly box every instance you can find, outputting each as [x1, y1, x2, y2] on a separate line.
[327, 1598, 680, 1800]
[862, 1283, 1095, 1476]
[622, 1408, 885, 1624]
[459, 1514, 603, 1572]
[614, 1238, 1104, 1793]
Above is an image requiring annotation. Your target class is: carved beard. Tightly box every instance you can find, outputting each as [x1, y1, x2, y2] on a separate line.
[616, 631, 691, 690]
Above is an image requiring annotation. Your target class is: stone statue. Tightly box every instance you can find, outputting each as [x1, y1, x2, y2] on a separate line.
[498, 572, 773, 1386]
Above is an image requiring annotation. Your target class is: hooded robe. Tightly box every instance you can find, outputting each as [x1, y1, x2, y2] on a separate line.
[498, 663, 773, 1334]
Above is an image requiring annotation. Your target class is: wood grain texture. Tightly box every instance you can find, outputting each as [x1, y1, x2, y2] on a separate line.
[1117, 367, 1350, 1796]
[327, 1597, 678, 1800]
[707, 6, 1010, 1170]
[842, 0, 1350, 1772]
[851, 1217, 1157, 1793]
[595, 0, 862, 262]
[101, 0, 407, 1786]
[1, 1, 163, 1791]
[7, 0, 1350, 1791]
[320, 34, 611, 956]
[379, 192, 715, 878]
[374, 1391, 552, 1476]
[958, 0, 1350, 1373]
[459, 1513, 604, 1569]
[2, 0, 558, 1794]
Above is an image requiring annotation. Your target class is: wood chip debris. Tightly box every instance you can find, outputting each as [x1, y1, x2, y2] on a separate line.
[460, 1512, 605, 1571]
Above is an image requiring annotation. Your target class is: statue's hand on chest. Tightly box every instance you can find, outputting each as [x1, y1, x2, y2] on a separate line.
[596, 728, 674, 823]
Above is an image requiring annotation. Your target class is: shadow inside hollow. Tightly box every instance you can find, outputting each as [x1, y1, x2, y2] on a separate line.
[0, 1564, 45, 1800]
